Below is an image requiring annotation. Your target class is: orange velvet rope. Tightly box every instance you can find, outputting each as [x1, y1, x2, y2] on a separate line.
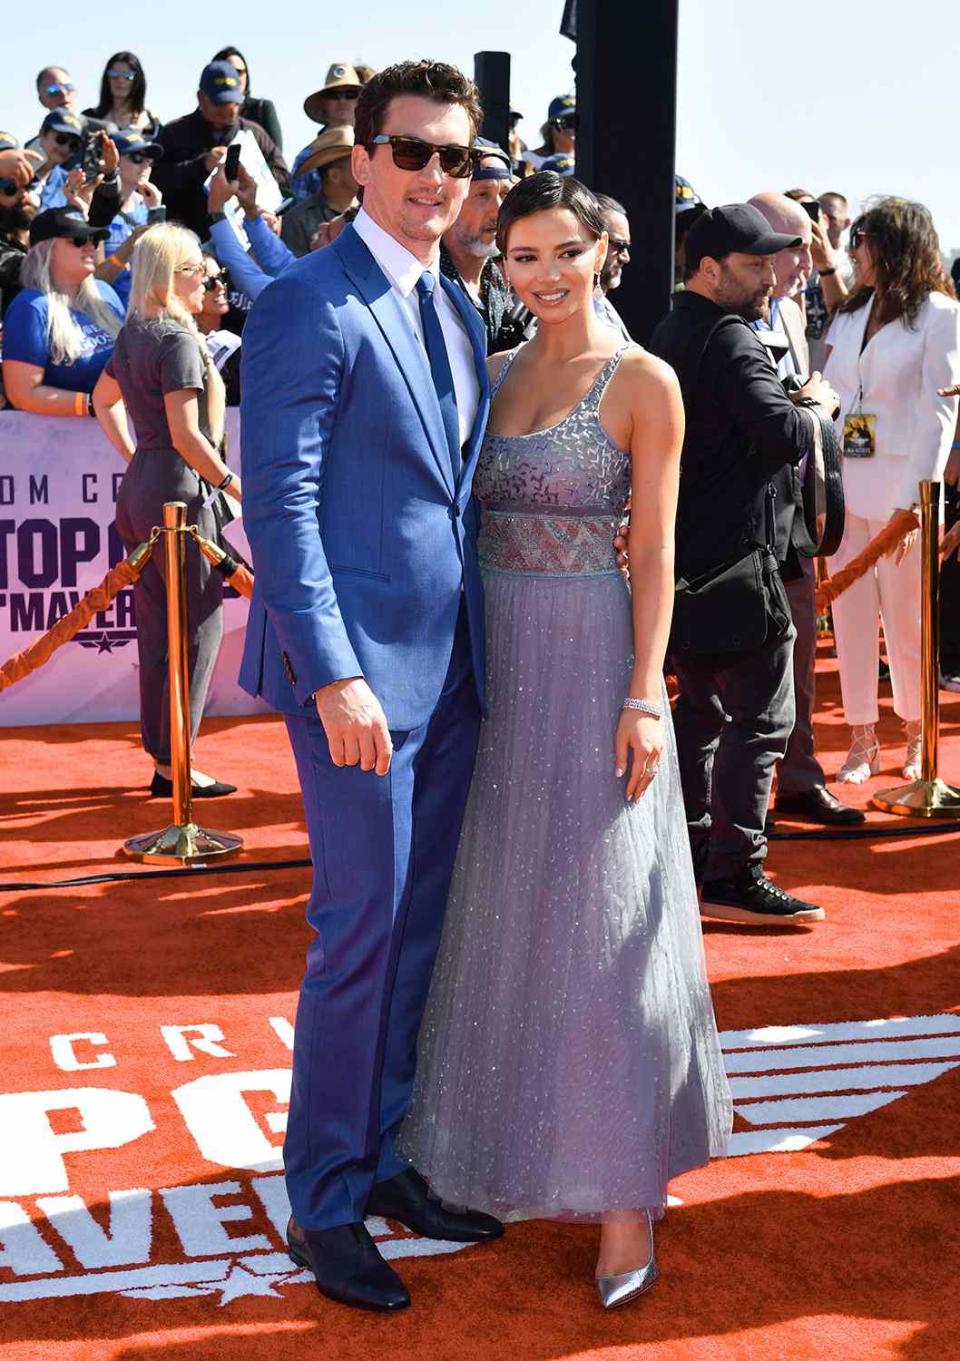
[816, 511, 920, 611]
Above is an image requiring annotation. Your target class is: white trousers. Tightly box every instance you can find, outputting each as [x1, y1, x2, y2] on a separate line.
[830, 511, 922, 725]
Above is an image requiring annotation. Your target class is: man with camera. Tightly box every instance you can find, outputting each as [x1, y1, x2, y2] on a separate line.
[650, 204, 839, 925]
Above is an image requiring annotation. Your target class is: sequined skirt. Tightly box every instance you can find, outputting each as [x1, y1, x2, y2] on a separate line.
[478, 509, 619, 576]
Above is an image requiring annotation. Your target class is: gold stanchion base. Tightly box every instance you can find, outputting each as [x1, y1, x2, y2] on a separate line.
[871, 778, 960, 818]
[123, 822, 244, 864]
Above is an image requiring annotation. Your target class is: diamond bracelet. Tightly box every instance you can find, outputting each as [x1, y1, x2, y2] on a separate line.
[622, 698, 662, 718]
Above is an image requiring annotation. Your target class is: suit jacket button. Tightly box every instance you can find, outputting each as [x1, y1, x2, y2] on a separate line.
[452, 504, 461, 519]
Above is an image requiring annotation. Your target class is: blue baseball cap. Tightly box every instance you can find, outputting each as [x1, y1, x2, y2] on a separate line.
[540, 152, 575, 176]
[113, 130, 163, 160]
[548, 94, 576, 123]
[40, 110, 84, 139]
[472, 137, 512, 181]
[675, 174, 703, 214]
[0, 132, 20, 151]
[199, 60, 244, 105]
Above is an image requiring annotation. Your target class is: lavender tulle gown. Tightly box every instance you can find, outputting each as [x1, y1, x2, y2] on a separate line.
[401, 345, 733, 1220]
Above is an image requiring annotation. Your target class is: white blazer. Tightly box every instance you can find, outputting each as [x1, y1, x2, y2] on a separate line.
[823, 291, 960, 520]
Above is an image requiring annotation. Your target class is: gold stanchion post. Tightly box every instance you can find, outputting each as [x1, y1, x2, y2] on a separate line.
[124, 501, 244, 862]
[872, 480, 960, 817]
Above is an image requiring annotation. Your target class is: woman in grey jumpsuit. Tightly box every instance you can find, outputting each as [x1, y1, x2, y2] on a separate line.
[93, 223, 242, 796]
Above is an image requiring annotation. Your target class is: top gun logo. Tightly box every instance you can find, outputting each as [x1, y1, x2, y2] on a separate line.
[0, 469, 137, 655]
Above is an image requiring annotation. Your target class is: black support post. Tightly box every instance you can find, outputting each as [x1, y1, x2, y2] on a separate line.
[474, 51, 512, 155]
[575, 0, 679, 343]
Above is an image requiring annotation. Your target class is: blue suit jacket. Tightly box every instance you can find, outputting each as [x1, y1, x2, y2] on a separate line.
[238, 224, 490, 731]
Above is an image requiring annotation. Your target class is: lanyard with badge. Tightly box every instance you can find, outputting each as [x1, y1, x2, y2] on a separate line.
[842, 308, 878, 458]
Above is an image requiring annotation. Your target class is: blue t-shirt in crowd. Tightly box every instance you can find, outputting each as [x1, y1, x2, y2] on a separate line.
[2, 281, 124, 393]
[103, 199, 149, 308]
[38, 166, 69, 211]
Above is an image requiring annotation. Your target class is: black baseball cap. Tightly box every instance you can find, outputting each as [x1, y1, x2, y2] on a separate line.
[685, 203, 801, 271]
[30, 207, 108, 247]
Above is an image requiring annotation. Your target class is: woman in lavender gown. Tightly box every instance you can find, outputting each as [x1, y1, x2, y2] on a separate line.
[401, 173, 732, 1308]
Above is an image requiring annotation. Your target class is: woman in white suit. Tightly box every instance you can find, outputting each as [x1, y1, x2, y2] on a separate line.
[823, 198, 960, 782]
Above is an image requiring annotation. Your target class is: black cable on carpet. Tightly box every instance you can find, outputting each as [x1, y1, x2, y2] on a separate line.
[1, 820, 959, 892]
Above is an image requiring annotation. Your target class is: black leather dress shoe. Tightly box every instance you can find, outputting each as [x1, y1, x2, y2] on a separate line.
[367, 1168, 504, 1243]
[287, 1217, 410, 1312]
[149, 771, 237, 799]
[774, 785, 865, 826]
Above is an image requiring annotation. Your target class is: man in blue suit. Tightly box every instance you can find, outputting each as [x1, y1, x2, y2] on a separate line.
[239, 61, 503, 1312]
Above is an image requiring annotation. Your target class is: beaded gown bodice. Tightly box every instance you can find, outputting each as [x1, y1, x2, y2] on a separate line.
[474, 346, 632, 577]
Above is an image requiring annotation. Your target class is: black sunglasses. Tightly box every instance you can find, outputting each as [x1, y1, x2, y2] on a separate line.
[54, 133, 81, 150]
[0, 177, 21, 195]
[551, 113, 577, 131]
[125, 151, 153, 164]
[368, 134, 479, 179]
[849, 225, 870, 250]
[68, 235, 99, 248]
[608, 238, 631, 256]
[203, 269, 230, 291]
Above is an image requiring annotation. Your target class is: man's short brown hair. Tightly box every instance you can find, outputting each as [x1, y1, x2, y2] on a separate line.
[355, 60, 483, 149]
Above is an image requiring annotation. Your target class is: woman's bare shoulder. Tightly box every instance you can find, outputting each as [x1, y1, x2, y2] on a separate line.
[613, 346, 682, 410]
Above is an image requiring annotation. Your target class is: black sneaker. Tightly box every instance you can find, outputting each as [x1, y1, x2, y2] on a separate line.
[700, 871, 825, 924]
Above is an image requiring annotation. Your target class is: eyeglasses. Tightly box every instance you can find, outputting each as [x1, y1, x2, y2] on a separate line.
[107, 69, 135, 81]
[45, 82, 76, 96]
[203, 270, 229, 291]
[53, 133, 81, 151]
[551, 114, 577, 131]
[849, 226, 871, 250]
[608, 238, 631, 257]
[368, 134, 479, 179]
[175, 261, 206, 276]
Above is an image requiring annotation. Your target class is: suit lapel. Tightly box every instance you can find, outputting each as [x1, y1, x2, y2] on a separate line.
[439, 273, 490, 493]
[337, 227, 455, 497]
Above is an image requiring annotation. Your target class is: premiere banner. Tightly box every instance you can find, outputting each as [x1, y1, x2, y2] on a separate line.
[0, 411, 265, 728]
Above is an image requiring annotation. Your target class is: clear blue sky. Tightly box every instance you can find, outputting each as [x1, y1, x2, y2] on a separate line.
[6, 0, 958, 256]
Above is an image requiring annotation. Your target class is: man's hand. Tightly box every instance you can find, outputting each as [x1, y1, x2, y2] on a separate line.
[204, 146, 227, 175]
[236, 164, 259, 218]
[0, 148, 41, 186]
[63, 168, 95, 215]
[141, 179, 162, 210]
[315, 678, 393, 775]
[941, 521, 960, 562]
[311, 213, 348, 250]
[937, 384, 960, 399]
[796, 369, 840, 417]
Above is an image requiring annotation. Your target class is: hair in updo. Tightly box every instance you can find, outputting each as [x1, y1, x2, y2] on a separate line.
[495, 171, 606, 255]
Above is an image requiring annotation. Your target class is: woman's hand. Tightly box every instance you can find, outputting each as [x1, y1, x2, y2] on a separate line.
[140, 180, 162, 210]
[615, 711, 664, 802]
[882, 507, 921, 566]
[941, 521, 960, 562]
[64, 168, 95, 215]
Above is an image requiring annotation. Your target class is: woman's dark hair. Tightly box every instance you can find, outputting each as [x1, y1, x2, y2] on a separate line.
[213, 46, 251, 95]
[840, 196, 955, 327]
[495, 172, 606, 256]
[93, 52, 146, 118]
[355, 59, 482, 150]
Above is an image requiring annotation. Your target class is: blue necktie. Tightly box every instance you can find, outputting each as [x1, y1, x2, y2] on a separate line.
[416, 272, 461, 486]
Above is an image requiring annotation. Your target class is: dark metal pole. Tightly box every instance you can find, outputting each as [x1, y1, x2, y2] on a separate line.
[474, 51, 511, 155]
[575, 0, 679, 344]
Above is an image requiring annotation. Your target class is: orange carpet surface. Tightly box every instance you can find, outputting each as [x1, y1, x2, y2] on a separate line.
[0, 650, 958, 1361]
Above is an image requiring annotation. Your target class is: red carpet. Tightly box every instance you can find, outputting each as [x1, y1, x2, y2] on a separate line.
[0, 649, 958, 1360]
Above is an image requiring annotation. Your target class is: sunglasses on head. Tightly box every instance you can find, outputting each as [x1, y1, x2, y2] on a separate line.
[54, 133, 81, 150]
[203, 269, 230, 291]
[45, 82, 76, 96]
[106, 69, 135, 81]
[551, 113, 577, 131]
[369, 134, 479, 179]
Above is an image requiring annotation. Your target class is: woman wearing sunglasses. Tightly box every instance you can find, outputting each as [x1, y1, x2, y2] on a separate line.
[92, 131, 165, 308]
[92, 223, 241, 798]
[32, 110, 88, 211]
[527, 93, 576, 170]
[196, 254, 242, 405]
[84, 52, 161, 137]
[823, 198, 960, 782]
[2, 206, 122, 416]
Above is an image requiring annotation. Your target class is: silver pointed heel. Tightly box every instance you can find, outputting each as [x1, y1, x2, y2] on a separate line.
[595, 1210, 658, 1309]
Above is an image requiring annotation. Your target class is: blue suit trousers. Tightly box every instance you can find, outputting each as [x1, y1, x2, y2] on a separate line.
[282, 632, 481, 1230]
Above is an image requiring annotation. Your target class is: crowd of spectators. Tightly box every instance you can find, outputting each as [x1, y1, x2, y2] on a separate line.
[1, 47, 958, 922]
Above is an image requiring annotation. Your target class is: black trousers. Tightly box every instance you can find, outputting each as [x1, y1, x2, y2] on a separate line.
[779, 557, 827, 795]
[941, 483, 960, 671]
[671, 624, 796, 882]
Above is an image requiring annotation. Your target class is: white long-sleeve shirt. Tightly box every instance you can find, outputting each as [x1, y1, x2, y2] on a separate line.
[824, 291, 960, 519]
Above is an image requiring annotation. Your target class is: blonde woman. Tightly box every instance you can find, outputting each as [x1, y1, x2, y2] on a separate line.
[93, 222, 241, 797]
[2, 207, 122, 414]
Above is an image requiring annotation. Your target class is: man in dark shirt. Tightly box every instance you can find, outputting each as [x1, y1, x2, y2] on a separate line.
[154, 61, 290, 240]
[650, 204, 838, 926]
[0, 134, 38, 317]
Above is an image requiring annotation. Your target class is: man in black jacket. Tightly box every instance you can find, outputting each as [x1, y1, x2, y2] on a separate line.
[154, 61, 290, 239]
[650, 204, 838, 925]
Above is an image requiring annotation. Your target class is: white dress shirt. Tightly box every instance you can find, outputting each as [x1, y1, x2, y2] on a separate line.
[824, 291, 960, 519]
[352, 207, 480, 449]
